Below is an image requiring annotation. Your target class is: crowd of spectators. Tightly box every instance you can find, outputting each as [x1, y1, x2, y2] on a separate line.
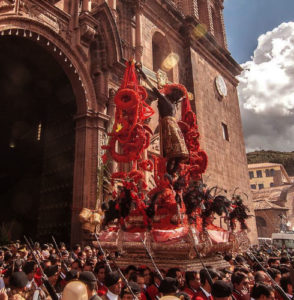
[0, 241, 293, 300]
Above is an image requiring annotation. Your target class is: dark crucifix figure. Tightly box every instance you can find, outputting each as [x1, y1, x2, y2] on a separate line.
[135, 63, 189, 174]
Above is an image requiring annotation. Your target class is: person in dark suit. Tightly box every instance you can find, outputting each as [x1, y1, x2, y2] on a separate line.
[193, 269, 220, 300]
[184, 271, 200, 299]
[121, 281, 142, 300]
[211, 280, 233, 300]
[79, 271, 102, 300]
[231, 272, 250, 300]
[101, 271, 122, 300]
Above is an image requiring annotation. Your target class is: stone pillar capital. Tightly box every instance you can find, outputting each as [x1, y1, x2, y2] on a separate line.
[121, 0, 146, 11]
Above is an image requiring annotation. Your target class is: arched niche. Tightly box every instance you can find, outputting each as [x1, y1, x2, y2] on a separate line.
[152, 31, 173, 82]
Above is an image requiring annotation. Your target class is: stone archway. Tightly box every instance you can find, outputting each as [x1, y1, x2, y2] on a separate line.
[0, 25, 98, 244]
[256, 216, 267, 238]
[0, 34, 78, 243]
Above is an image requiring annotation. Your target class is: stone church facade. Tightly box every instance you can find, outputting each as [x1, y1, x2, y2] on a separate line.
[0, 0, 257, 244]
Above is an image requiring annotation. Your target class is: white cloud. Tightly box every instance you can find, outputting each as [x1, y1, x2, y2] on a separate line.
[237, 22, 294, 152]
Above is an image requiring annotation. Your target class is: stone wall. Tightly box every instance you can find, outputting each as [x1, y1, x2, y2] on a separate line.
[255, 210, 285, 238]
[190, 49, 257, 242]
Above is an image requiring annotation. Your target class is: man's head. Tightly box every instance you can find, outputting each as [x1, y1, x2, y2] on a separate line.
[224, 254, 233, 265]
[73, 244, 81, 254]
[200, 268, 220, 292]
[62, 281, 88, 300]
[166, 268, 184, 289]
[138, 266, 151, 286]
[280, 275, 293, 295]
[84, 246, 93, 258]
[105, 271, 122, 295]
[125, 265, 137, 280]
[121, 281, 142, 300]
[251, 283, 274, 300]
[280, 256, 290, 265]
[61, 250, 69, 261]
[78, 251, 87, 262]
[10, 271, 28, 290]
[211, 280, 232, 300]
[23, 261, 37, 281]
[65, 269, 78, 283]
[268, 258, 279, 268]
[254, 271, 271, 284]
[159, 277, 179, 296]
[279, 264, 290, 276]
[185, 271, 200, 290]
[43, 259, 52, 268]
[231, 272, 249, 292]
[44, 265, 59, 285]
[18, 247, 27, 258]
[94, 264, 105, 283]
[129, 272, 145, 290]
[83, 259, 95, 272]
[234, 255, 246, 265]
[71, 259, 83, 272]
[79, 271, 98, 298]
[166, 87, 184, 104]
[267, 268, 281, 284]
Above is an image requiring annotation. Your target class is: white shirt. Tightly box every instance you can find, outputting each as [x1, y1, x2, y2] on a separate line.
[200, 287, 211, 298]
[26, 279, 34, 289]
[107, 289, 119, 300]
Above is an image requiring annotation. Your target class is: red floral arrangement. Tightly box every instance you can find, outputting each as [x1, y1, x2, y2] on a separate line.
[101, 62, 154, 231]
[102, 61, 154, 164]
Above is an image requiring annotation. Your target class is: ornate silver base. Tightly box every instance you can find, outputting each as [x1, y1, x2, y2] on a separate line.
[116, 255, 230, 271]
[93, 227, 250, 270]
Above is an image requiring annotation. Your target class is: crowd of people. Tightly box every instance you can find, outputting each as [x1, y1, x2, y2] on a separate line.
[0, 241, 293, 300]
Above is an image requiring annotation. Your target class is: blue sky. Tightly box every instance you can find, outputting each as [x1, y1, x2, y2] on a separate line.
[223, 0, 294, 64]
[223, 1, 294, 152]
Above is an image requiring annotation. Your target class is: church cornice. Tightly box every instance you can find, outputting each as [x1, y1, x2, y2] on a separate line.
[181, 16, 242, 85]
[23, 0, 71, 23]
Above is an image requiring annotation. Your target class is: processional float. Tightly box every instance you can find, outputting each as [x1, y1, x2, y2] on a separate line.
[80, 62, 251, 270]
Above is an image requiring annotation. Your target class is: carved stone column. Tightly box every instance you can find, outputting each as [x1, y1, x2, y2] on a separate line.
[96, 111, 111, 207]
[219, 3, 228, 49]
[207, 3, 214, 34]
[106, 88, 117, 174]
[122, 0, 145, 62]
[182, 0, 199, 19]
[71, 112, 99, 245]
[135, 3, 144, 62]
[71, 110, 109, 245]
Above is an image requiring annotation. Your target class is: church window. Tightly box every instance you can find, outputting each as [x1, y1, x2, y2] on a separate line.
[152, 32, 173, 81]
[256, 170, 262, 178]
[152, 40, 161, 73]
[249, 171, 254, 179]
[221, 122, 229, 141]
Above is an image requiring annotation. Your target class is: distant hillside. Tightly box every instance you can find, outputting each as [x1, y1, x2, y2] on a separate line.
[247, 150, 294, 176]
